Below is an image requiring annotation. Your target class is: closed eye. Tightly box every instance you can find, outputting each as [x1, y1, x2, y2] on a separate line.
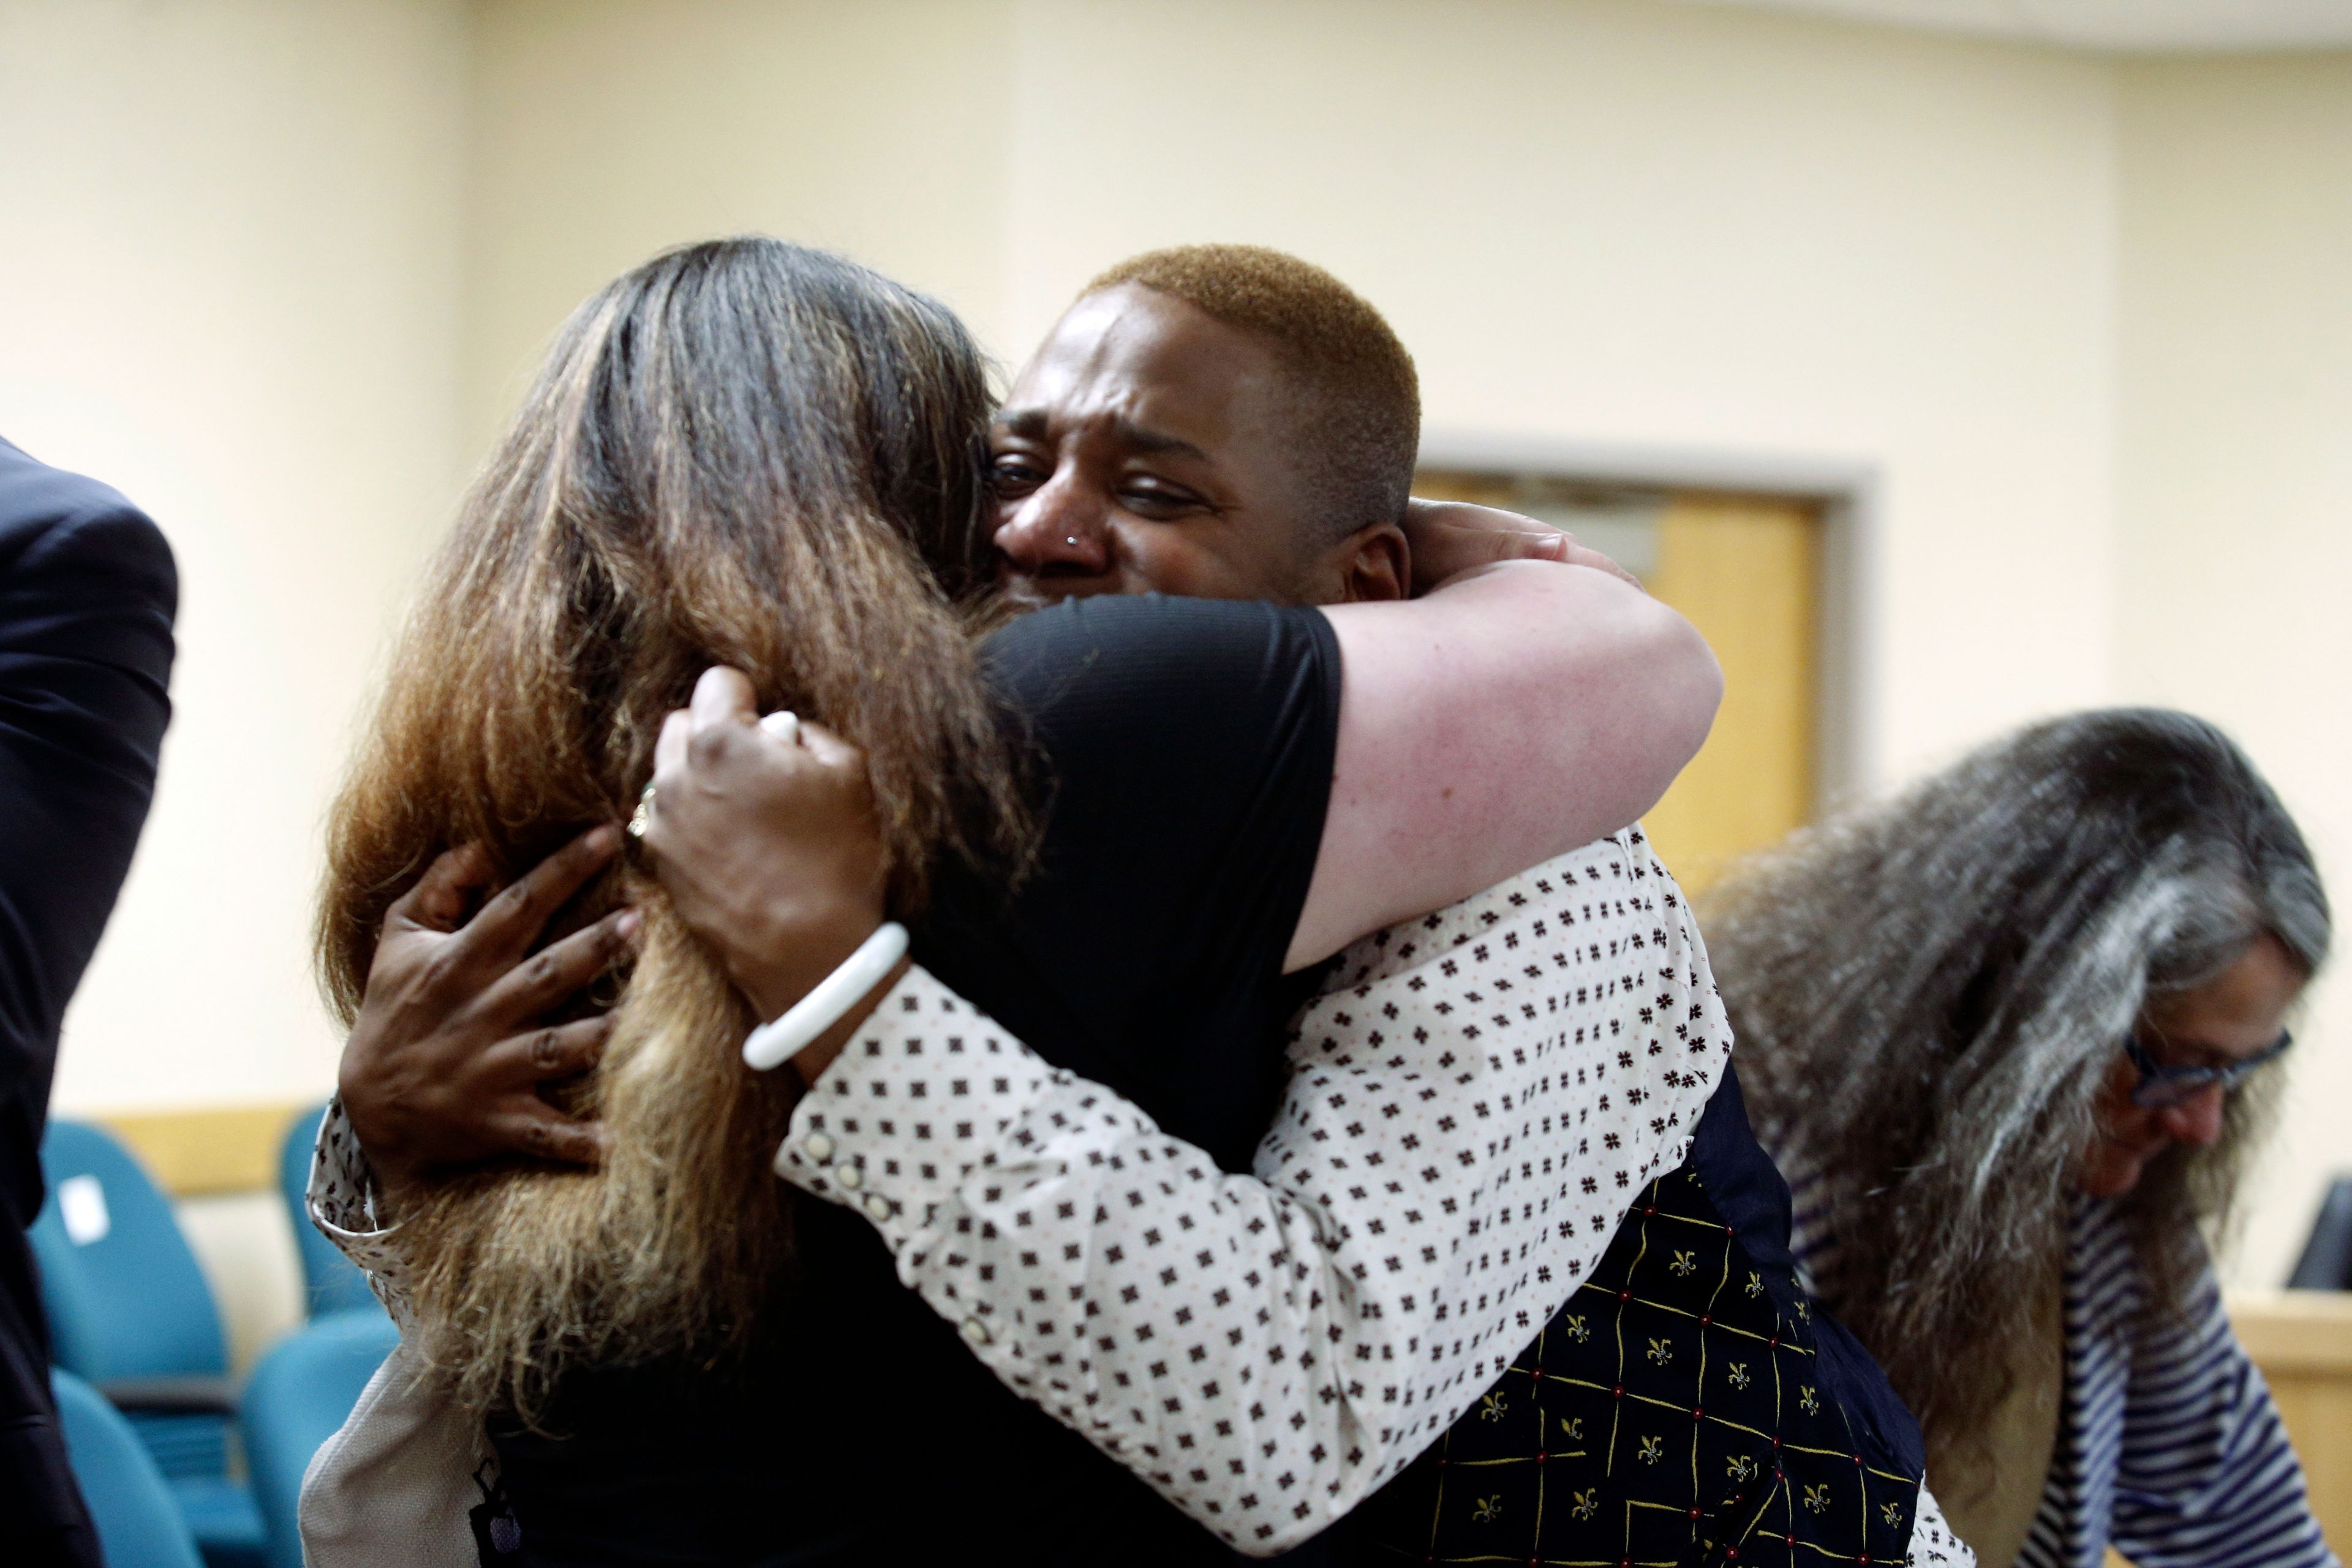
[1118, 479, 1213, 519]
[988, 456, 1049, 496]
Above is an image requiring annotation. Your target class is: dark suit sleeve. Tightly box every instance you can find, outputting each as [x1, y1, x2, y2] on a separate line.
[0, 448, 175, 1553]
[0, 474, 177, 1129]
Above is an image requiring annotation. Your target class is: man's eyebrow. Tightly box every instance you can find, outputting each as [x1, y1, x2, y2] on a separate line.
[993, 406, 1210, 464]
[1110, 418, 1210, 462]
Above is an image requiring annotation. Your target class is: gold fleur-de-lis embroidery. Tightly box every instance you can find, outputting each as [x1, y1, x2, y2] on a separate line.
[1745, 1270, 1763, 1297]
[1803, 1483, 1830, 1515]
[1646, 1336, 1673, 1366]
[1795, 1298, 1810, 1322]
[1560, 1415, 1584, 1441]
[1669, 1248, 1697, 1276]
[1479, 1391, 1507, 1423]
[1799, 1385, 1820, 1415]
[1565, 1313, 1590, 1343]
[1570, 1487, 1599, 1521]
[1471, 1494, 1503, 1525]
[1726, 1454, 1757, 1483]
[1882, 1501, 1904, 1528]
[1637, 1434, 1664, 1464]
[1727, 1361, 1751, 1390]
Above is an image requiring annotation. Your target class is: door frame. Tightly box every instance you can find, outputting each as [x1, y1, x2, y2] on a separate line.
[1417, 429, 1880, 817]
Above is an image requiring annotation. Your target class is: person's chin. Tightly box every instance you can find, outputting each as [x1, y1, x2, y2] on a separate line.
[1000, 575, 1117, 611]
[2079, 1147, 2150, 1200]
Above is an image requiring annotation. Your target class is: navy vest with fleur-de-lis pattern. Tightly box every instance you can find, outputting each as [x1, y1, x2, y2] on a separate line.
[1341, 1071, 1925, 1568]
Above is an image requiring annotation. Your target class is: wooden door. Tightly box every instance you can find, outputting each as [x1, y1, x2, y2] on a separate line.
[1639, 493, 1820, 894]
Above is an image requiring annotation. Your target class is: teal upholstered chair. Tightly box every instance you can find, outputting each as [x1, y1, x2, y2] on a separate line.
[31, 1120, 266, 1568]
[53, 1365, 207, 1568]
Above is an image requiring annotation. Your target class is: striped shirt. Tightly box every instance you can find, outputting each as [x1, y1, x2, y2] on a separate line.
[1782, 1156, 2335, 1568]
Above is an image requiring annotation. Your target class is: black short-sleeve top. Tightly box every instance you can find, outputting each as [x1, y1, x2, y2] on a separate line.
[490, 594, 1346, 1567]
[919, 592, 1343, 1169]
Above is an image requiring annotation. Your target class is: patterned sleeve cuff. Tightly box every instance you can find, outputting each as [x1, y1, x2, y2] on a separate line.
[305, 1096, 415, 1313]
[1909, 1483, 1974, 1567]
[773, 964, 1053, 1338]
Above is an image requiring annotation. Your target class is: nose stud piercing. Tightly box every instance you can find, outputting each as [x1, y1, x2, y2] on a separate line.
[1065, 536, 1077, 546]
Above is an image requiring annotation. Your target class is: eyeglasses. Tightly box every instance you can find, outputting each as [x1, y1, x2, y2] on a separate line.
[2122, 1030, 2293, 1108]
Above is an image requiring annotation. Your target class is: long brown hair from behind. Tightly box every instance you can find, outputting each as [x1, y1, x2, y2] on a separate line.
[316, 238, 1026, 1425]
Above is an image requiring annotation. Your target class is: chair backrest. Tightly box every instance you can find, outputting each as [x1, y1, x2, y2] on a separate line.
[2288, 1175, 2352, 1290]
[31, 1120, 228, 1382]
[51, 1366, 208, 1568]
[277, 1102, 382, 1319]
[240, 1310, 402, 1568]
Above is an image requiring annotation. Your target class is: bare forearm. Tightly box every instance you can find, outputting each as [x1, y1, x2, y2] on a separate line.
[1292, 561, 1719, 969]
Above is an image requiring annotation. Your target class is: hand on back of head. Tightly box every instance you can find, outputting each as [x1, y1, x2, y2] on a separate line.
[338, 826, 635, 1185]
[641, 666, 893, 1065]
[1400, 498, 1643, 596]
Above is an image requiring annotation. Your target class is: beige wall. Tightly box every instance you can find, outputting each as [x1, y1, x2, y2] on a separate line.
[2115, 53, 2352, 1286]
[465, 0, 1019, 445]
[4, 0, 2345, 1348]
[0, 0, 472, 1360]
[1, 0, 472, 1124]
[472, 0, 2124, 790]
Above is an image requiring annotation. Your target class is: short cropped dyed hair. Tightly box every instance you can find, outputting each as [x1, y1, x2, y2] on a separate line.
[1085, 244, 1420, 542]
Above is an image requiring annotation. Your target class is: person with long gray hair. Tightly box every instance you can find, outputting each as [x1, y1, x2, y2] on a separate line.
[1708, 708, 2335, 1568]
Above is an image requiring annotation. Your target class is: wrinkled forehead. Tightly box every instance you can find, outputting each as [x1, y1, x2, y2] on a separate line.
[1000, 285, 1294, 457]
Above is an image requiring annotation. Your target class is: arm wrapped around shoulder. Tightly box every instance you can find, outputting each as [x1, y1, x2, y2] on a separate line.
[1293, 560, 1719, 970]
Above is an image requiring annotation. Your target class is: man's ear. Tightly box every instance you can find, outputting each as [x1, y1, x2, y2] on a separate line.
[1326, 522, 1409, 604]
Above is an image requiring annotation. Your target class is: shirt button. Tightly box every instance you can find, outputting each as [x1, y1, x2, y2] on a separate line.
[863, 1194, 891, 1222]
[803, 1133, 835, 1163]
[835, 1164, 863, 1190]
[960, 1317, 991, 1347]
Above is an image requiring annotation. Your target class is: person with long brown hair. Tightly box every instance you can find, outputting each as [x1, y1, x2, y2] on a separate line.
[299, 236, 1747, 1566]
[314, 240, 1030, 1433]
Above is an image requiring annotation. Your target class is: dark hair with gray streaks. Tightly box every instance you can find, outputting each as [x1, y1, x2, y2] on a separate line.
[1706, 709, 2326, 1469]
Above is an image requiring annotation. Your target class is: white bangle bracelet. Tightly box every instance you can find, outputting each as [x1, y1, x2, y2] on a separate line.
[741, 921, 910, 1071]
